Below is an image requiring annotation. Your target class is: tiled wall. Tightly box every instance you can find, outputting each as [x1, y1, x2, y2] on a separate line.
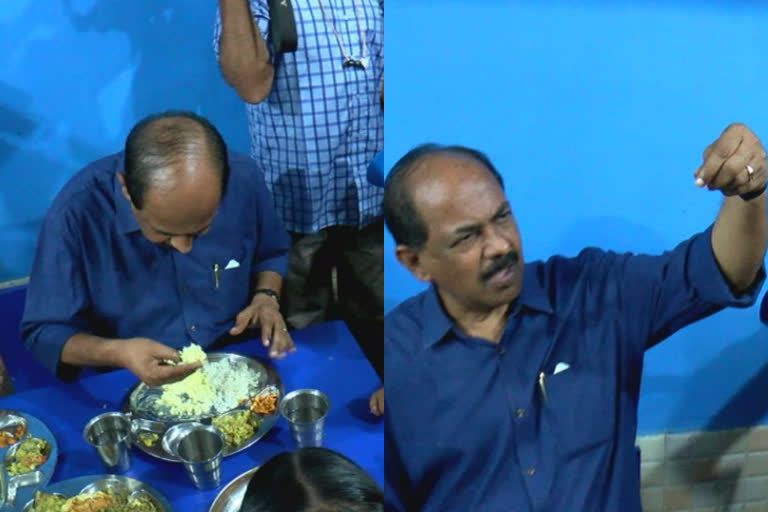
[638, 428, 768, 511]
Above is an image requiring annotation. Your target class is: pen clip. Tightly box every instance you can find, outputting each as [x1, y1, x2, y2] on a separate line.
[538, 371, 548, 404]
[213, 263, 220, 289]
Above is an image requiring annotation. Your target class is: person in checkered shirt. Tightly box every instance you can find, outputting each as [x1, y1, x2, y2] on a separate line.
[214, 1, 384, 404]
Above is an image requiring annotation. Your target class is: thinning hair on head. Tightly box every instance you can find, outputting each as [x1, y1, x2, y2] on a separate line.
[123, 110, 229, 209]
[382, 143, 504, 249]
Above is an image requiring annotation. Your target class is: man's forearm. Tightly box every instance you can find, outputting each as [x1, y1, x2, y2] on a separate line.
[218, 0, 274, 103]
[252, 270, 283, 298]
[711, 193, 767, 292]
[60, 333, 126, 368]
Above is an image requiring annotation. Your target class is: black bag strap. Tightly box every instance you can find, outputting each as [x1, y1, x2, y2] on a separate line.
[267, 0, 298, 55]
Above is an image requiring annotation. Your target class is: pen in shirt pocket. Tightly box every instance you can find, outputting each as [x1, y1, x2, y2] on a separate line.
[538, 362, 571, 404]
[538, 371, 548, 404]
[213, 263, 220, 289]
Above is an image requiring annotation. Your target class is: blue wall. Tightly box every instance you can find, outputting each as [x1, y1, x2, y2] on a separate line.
[385, 0, 768, 434]
[0, 0, 249, 282]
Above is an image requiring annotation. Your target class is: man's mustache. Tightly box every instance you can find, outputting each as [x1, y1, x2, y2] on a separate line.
[481, 251, 519, 282]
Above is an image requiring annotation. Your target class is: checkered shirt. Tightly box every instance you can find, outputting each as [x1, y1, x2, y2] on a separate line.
[215, 0, 384, 234]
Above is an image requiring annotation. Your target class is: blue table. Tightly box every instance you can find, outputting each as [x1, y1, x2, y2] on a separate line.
[0, 320, 383, 510]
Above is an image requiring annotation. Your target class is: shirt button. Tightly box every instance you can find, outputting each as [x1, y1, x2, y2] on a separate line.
[516, 408, 526, 419]
[498, 347, 507, 356]
[189, 325, 197, 332]
[526, 467, 536, 477]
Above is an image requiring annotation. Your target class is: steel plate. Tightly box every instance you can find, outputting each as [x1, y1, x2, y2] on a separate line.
[20, 475, 171, 512]
[121, 353, 282, 462]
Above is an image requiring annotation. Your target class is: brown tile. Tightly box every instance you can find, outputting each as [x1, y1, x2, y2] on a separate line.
[724, 428, 751, 454]
[641, 487, 663, 512]
[665, 454, 744, 486]
[642, 461, 665, 487]
[714, 454, 747, 480]
[690, 482, 720, 508]
[734, 476, 768, 502]
[749, 428, 768, 452]
[666, 458, 716, 485]
[691, 481, 736, 508]
[663, 485, 691, 510]
[637, 434, 666, 462]
[746, 452, 768, 477]
[667, 430, 734, 459]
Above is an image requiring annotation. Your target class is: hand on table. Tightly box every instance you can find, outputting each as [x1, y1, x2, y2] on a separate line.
[230, 294, 296, 359]
[121, 338, 201, 387]
[695, 123, 767, 197]
[369, 387, 384, 416]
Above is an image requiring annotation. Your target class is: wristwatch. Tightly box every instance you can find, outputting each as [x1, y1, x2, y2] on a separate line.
[254, 288, 280, 303]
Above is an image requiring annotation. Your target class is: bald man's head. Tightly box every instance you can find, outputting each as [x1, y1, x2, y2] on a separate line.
[385, 144, 523, 313]
[123, 111, 229, 209]
[383, 144, 504, 250]
[119, 111, 229, 253]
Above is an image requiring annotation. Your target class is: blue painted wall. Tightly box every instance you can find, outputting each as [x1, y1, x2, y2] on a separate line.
[385, 0, 768, 434]
[0, 0, 249, 281]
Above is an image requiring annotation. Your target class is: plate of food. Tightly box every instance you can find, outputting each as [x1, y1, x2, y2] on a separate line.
[0, 410, 58, 510]
[208, 467, 258, 512]
[121, 346, 283, 462]
[20, 475, 171, 512]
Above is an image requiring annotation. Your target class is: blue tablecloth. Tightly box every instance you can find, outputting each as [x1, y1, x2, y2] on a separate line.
[0, 320, 383, 510]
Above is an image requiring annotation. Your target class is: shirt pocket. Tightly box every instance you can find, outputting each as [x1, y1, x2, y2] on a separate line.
[215, 244, 253, 306]
[541, 368, 615, 459]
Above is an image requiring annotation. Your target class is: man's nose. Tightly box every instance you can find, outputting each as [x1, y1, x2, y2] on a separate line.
[170, 235, 194, 254]
[485, 225, 513, 256]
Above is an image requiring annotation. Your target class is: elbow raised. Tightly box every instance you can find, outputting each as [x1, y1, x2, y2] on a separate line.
[224, 66, 274, 105]
[237, 84, 271, 104]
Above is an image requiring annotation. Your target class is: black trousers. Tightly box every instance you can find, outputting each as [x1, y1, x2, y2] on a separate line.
[281, 219, 383, 379]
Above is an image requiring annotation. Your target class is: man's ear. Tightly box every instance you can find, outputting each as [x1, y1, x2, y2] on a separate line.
[115, 172, 132, 203]
[395, 244, 431, 283]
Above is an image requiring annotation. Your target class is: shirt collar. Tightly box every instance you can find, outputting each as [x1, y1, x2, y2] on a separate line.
[114, 174, 141, 234]
[421, 261, 554, 349]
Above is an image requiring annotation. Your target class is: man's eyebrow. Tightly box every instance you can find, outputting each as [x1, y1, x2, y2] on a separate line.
[451, 202, 510, 235]
[493, 201, 511, 216]
[452, 222, 481, 235]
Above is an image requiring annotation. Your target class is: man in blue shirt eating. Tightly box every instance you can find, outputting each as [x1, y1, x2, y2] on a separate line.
[383, 123, 767, 511]
[21, 111, 292, 387]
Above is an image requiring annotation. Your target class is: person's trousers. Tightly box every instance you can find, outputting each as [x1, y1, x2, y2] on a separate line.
[281, 219, 383, 379]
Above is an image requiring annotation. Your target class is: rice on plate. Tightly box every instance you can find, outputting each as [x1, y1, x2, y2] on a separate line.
[154, 344, 263, 417]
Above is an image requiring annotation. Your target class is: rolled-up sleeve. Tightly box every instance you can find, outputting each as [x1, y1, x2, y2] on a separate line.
[593, 225, 766, 351]
[21, 212, 90, 376]
[249, 166, 290, 276]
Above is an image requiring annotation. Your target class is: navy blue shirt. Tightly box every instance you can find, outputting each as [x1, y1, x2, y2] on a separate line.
[384, 228, 764, 511]
[21, 151, 290, 376]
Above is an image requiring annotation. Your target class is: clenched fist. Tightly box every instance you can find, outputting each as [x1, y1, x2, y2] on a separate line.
[695, 123, 767, 198]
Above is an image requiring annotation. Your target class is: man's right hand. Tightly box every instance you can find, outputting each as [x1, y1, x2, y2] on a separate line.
[120, 338, 202, 388]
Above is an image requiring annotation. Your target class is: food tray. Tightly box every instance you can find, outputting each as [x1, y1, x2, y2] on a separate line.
[20, 475, 171, 512]
[0, 410, 58, 511]
[121, 353, 283, 462]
